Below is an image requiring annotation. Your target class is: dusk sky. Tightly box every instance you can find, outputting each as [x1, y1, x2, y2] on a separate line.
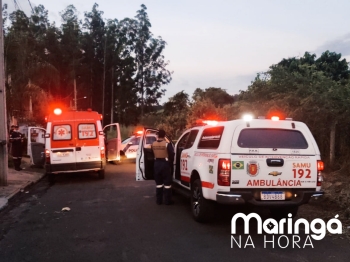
[4, 0, 350, 103]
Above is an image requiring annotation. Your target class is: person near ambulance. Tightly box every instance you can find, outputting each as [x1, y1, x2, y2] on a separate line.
[151, 129, 175, 205]
[9, 125, 24, 171]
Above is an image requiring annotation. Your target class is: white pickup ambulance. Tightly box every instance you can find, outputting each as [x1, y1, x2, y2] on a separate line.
[136, 116, 324, 222]
[29, 108, 121, 182]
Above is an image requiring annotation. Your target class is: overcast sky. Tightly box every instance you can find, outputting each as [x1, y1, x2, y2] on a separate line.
[4, 0, 350, 103]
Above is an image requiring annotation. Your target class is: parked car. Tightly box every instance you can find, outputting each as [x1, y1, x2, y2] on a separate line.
[121, 132, 157, 160]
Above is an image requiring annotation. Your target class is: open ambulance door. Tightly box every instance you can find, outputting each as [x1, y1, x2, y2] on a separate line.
[103, 123, 121, 162]
[136, 128, 174, 181]
[27, 127, 46, 166]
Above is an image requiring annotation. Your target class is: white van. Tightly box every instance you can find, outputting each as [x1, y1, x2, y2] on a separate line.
[28, 108, 121, 181]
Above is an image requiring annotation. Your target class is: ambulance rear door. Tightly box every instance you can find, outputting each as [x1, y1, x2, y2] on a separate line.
[27, 127, 46, 166]
[75, 122, 102, 169]
[136, 128, 173, 181]
[103, 123, 121, 162]
[230, 121, 320, 193]
[50, 122, 76, 168]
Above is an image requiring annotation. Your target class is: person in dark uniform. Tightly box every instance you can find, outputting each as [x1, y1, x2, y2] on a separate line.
[151, 129, 175, 205]
[7, 125, 16, 152]
[9, 125, 24, 171]
[9, 125, 15, 135]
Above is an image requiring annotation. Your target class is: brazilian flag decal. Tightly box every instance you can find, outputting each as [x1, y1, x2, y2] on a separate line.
[232, 161, 244, 170]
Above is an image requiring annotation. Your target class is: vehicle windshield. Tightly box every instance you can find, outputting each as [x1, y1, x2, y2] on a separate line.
[237, 128, 308, 149]
[122, 137, 133, 144]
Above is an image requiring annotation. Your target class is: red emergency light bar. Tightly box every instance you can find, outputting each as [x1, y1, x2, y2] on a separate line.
[54, 108, 62, 115]
[202, 120, 218, 126]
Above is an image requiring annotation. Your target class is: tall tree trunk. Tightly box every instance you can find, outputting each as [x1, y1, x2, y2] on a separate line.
[329, 121, 337, 167]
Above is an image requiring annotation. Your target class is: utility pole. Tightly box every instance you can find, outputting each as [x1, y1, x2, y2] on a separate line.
[74, 77, 77, 110]
[110, 66, 114, 123]
[102, 29, 107, 125]
[0, 0, 9, 186]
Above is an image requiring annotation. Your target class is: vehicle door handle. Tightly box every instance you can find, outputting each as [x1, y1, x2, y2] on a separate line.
[76, 147, 82, 151]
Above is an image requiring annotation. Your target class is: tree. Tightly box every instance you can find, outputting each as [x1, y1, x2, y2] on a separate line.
[239, 53, 350, 169]
[103, 18, 138, 125]
[81, 3, 105, 112]
[133, 4, 172, 122]
[5, 8, 58, 123]
[315, 51, 350, 83]
[59, 5, 84, 108]
[186, 99, 222, 128]
[158, 91, 190, 138]
[192, 87, 235, 106]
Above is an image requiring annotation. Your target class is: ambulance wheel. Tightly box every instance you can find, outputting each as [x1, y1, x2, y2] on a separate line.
[47, 173, 55, 184]
[98, 169, 105, 179]
[270, 206, 299, 219]
[191, 179, 214, 222]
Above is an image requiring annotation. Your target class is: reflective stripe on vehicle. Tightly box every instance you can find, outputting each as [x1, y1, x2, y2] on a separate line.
[202, 181, 214, 189]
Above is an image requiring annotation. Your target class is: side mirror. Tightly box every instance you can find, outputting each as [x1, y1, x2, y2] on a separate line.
[44, 134, 50, 138]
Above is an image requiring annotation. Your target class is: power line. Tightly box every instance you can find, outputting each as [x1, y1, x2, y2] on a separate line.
[17, 0, 23, 10]
[27, 0, 34, 12]
[13, 0, 23, 11]
[13, 0, 18, 10]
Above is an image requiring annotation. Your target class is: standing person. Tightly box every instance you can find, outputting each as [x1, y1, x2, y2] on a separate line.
[9, 125, 15, 136]
[151, 129, 174, 205]
[8, 125, 15, 152]
[9, 125, 24, 171]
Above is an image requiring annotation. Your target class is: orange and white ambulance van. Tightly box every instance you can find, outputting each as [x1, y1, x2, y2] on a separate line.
[29, 108, 121, 181]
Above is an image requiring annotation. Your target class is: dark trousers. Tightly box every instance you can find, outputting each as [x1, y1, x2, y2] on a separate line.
[13, 157, 22, 171]
[154, 160, 172, 204]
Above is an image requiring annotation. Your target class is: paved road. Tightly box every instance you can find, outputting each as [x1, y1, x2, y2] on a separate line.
[0, 162, 349, 262]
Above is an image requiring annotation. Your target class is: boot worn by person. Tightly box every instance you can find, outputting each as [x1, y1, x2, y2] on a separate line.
[14, 158, 22, 171]
[164, 187, 174, 205]
[156, 187, 163, 205]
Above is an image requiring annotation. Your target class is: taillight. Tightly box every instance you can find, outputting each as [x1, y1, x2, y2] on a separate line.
[317, 160, 324, 186]
[218, 159, 231, 186]
[100, 146, 105, 159]
[45, 149, 50, 164]
[317, 160, 324, 171]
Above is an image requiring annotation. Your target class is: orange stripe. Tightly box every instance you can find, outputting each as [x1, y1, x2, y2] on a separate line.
[202, 181, 214, 189]
[181, 175, 190, 183]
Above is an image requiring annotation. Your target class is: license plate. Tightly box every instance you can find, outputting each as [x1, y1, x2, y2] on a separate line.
[57, 152, 70, 157]
[261, 191, 285, 200]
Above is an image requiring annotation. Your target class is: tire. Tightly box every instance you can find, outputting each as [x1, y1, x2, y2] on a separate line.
[98, 169, 105, 179]
[191, 179, 214, 222]
[270, 206, 299, 219]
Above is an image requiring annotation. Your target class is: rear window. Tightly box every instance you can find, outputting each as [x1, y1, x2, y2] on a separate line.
[197, 126, 224, 149]
[53, 125, 72, 141]
[78, 124, 97, 140]
[185, 130, 199, 149]
[237, 128, 308, 149]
